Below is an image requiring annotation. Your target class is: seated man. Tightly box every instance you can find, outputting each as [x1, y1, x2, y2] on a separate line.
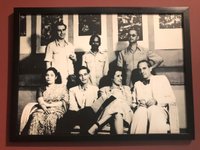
[130, 60, 178, 134]
[56, 66, 99, 135]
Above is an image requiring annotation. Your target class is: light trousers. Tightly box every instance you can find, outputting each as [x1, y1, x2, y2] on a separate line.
[130, 105, 168, 134]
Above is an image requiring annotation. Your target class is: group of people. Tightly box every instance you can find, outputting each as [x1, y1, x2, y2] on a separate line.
[22, 22, 177, 135]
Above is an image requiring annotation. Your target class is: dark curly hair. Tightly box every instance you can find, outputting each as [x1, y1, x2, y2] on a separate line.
[44, 67, 62, 84]
[89, 34, 101, 45]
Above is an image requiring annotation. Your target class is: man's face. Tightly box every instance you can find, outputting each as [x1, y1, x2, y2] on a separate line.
[138, 62, 151, 79]
[56, 25, 66, 40]
[79, 69, 89, 85]
[90, 37, 100, 50]
[128, 29, 139, 44]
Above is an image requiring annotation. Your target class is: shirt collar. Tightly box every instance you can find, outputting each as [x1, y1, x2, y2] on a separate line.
[89, 50, 102, 56]
[110, 84, 123, 90]
[127, 44, 142, 53]
[78, 84, 89, 91]
[141, 75, 153, 85]
[55, 39, 68, 46]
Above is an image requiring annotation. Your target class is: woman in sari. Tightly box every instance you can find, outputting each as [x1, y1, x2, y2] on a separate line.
[27, 67, 68, 135]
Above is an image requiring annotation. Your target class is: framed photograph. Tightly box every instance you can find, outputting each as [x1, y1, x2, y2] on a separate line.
[10, 7, 194, 141]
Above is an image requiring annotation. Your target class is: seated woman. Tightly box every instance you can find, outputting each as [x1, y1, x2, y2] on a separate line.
[27, 67, 68, 135]
[88, 67, 134, 134]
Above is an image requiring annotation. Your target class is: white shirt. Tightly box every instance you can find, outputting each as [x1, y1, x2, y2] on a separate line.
[44, 40, 75, 81]
[82, 50, 109, 86]
[133, 75, 176, 107]
[68, 84, 99, 111]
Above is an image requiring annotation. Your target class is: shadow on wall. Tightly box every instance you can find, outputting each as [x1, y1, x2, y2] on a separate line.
[19, 34, 46, 75]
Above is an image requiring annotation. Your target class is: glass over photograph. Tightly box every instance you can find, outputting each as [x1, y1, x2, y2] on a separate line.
[11, 7, 194, 141]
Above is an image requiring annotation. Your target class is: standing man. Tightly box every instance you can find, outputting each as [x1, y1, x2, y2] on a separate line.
[130, 60, 179, 134]
[82, 34, 109, 86]
[44, 22, 77, 85]
[56, 66, 99, 134]
[117, 28, 163, 87]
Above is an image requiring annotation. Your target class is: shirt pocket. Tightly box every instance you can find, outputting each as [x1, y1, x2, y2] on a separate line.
[97, 57, 105, 64]
[84, 56, 93, 64]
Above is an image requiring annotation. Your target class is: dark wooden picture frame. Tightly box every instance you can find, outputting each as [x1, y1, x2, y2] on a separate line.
[10, 7, 194, 141]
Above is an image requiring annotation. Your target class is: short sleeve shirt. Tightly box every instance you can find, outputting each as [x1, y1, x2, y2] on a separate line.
[117, 45, 163, 72]
[44, 40, 75, 76]
[82, 51, 109, 86]
[117, 45, 163, 86]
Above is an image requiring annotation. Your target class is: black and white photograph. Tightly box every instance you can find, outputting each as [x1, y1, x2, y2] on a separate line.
[159, 14, 182, 29]
[41, 15, 63, 46]
[118, 14, 143, 41]
[78, 14, 101, 36]
[10, 7, 194, 141]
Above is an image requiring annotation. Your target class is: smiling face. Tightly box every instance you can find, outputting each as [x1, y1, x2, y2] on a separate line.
[138, 61, 152, 80]
[56, 24, 66, 40]
[112, 71, 123, 86]
[128, 29, 139, 44]
[45, 70, 57, 85]
[78, 69, 90, 85]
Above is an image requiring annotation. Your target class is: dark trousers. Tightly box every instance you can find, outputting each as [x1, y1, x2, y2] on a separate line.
[56, 107, 96, 135]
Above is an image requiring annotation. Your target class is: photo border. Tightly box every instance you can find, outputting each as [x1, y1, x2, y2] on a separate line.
[10, 7, 194, 142]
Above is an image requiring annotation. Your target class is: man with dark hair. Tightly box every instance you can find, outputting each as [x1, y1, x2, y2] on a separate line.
[44, 22, 77, 85]
[56, 66, 99, 134]
[82, 34, 109, 86]
[130, 60, 178, 134]
[117, 28, 163, 87]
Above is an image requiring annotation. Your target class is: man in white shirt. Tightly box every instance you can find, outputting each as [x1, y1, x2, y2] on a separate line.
[56, 66, 98, 134]
[130, 60, 177, 134]
[44, 22, 77, 85]
[82, 34, 109, 86]
[68, 67, 99, 111]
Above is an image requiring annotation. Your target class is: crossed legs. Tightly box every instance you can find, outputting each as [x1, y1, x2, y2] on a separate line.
[88, 113, 124, 135]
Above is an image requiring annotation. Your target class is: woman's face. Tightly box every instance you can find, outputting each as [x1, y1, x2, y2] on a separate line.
[45, 70, 57, 85]
[112, 71, 123, 86]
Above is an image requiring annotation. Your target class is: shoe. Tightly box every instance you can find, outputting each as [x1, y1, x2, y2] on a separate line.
[88, 123, 99, 135]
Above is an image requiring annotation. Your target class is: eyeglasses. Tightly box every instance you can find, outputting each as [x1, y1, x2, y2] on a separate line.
[129, 34, 137, 37]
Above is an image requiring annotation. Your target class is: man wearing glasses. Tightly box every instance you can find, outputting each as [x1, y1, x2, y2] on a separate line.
[117, 28, 163, 87]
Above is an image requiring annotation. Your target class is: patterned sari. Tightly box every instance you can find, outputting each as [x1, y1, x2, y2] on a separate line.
[28, 84, 68, 135]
